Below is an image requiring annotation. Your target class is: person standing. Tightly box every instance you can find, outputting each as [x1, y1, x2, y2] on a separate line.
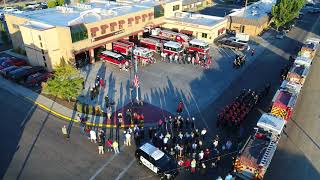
[98, 140, 104, 154]
[90, 129, 97, 143]
[199, 163, 207, 176]
[190, 159, 196, 174]
[177, 101, 184, 114]
[106, 138, 113, 152]
[200, 128, 207, 141]
[125, 132, 131, 146]
[107, 106, 112, 120]
[251, 48, 255, 56]
[105, 95, 109, 108]
[61, 125, 69, 139]
[113, 140, 120, 154]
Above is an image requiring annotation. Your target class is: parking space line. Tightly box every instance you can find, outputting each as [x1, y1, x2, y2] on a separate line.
[20, 104, 37, 128]
[89, 154, 118, 180]
[114, 158, 136, 180]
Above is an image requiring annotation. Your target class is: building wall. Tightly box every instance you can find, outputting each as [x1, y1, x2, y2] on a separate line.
[5, 14, 29, 50]
[163, 18, 227, 43]
[163, 0, 183, 17]
[227, 20, 269, 36]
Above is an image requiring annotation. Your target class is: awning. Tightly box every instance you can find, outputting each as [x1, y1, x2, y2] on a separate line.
[142, 14, 148, 18]
[110, 22, 117, 27]
[100, 24, 109, 29]
[128, 17, 134, 22]
[180, 29, 193, 35]
[118, 20, 125, 24]
[148, 12, 154, 17]
[90, 27, 99, 33]
[135, 16, 141, 20]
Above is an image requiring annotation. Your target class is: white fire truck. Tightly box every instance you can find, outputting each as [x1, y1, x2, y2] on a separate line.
[140, 38, 162, 53]
[234, 113, 285, 180]
[133, 47, 154, 64]
[188, 39, 210, 55]
[150, 28, 190, 44]
[163, 41, 184, 55]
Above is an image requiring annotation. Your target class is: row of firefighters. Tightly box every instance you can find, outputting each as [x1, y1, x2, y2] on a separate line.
[98, 28, 211, 66]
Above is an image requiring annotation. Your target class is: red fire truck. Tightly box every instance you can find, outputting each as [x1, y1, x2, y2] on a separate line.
[270, 89, 297, 122]
[112, 41, 133, 58]
[118, 39, 135, 47]
[140, 38, 162, 53]
[133, 47, 154, 64]
[163, 41, 184, 55]
[188, 39, 210, 55]
[99, 50, 127, 65]
[150, 28, 190, 44]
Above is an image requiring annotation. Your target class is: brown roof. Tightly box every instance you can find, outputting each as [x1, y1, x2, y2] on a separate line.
[228, 15, 270, 27]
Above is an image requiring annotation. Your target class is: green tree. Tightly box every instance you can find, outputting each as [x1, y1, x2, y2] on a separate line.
[47, 0, 57, 8]
[43, 64, 83, 102]
[0, 21, 9, 45]
[271, 0, 304, 31]
[57, 0, 65, 6]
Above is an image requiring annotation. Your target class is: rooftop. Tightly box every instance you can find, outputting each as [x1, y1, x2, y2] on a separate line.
[7, 0, 164, 27]
[166, 12, 226, 27]
[228, 0, 276, 19]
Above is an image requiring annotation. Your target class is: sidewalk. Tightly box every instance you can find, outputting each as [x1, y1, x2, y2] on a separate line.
[0, 77, 168, 128]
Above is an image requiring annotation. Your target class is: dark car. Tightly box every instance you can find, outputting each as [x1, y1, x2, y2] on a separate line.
[0, 66, 19, 77]
[8, 66, 44, 81]
[25, 72, 51, 86]
[135, 143, 178, 179]
[5, 58, 28, 66]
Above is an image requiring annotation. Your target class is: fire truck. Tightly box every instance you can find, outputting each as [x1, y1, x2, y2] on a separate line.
[99, 50, 127, 65]
[270, 89, 298, 122]
[140, 38, 162, 53]
[150, 28, 190, 44]
[286, 64, 309, 86]
[234, 113, 284, 180]
[163, 41, 184, 55]
[112, 41, 133, 58]
[188, 39, 210, 55]
[133, 47, 154, 64]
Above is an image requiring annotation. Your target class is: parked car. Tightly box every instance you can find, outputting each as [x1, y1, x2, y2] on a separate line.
[8, 66, 44, 82]
[1, 58, 27, 67]
[25, 72, 52, 86]
[135, 143, 178, 179]
[0, 66, 19, 77]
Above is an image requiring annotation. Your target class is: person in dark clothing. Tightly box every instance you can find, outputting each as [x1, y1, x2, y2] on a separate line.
[148, 127, 153, 139]
[140, 127, 145, 139]
[104, 95, 109, 108]
[177, 101, 184, 114]
[251, 48, 255, 56]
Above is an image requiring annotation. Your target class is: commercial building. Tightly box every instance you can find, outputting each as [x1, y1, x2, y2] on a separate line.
[5, 0, 228, 71]
[227, 0, 276, 36]
[182, 0, 212, 12]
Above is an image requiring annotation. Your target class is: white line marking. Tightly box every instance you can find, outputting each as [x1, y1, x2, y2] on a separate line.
[114, 158, 135, 180]
[20, 105, 37, 128]
[89, 154, 118, 180]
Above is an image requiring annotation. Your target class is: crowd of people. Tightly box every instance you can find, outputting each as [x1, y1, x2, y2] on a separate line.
[161, 51, 211, 69]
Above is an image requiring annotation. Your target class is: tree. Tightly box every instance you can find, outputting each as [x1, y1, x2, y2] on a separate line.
[43, 64, 83, 102]
[0, 21, 9, 45]
[271, 0, 304, 31]
[57, 0, 65, 6]
[47, 0, 57, 8]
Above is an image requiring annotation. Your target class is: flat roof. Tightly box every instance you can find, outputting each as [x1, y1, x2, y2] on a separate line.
[166, 12, 226, 27]
[7, 1, 154, 27]
[257, 113, 285, 135]
[228, 0, 276, 19]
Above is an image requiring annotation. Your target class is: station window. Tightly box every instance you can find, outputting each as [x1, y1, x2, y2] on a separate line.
[43, 56, 46, 61]
[41, 49, 44, 54]
[110, 26, 115, 32]
[154, 5, 164, 18]
[70, 24, 88, 43]
[38, 35, 41, 41]
[119, 24, 123, 30]
[44, 62, 47, 68]
[202, 33, 208, 38]
[40, 42, 43, 48]
[173, 5, 180, 11]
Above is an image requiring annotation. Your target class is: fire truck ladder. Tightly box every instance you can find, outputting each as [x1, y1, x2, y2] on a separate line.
[259, 140, 277, 168]
[271, 106, 287, 120]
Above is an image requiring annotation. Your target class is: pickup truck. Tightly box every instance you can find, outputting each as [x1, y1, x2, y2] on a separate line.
[217, 38, 247, 51]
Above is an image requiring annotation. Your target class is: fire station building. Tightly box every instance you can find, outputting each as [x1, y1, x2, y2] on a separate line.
[5, 0, 228, 71]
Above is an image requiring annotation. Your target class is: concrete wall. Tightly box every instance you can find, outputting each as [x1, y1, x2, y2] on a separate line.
[228, 21, 269, 36]
[4, 14, 28, 50]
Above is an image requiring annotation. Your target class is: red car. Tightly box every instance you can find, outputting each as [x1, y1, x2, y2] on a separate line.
[6, 58, 28, 66]
[25, 72, 52, 86]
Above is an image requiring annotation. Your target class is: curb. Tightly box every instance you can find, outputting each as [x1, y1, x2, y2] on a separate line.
[26, 97, 144, 128]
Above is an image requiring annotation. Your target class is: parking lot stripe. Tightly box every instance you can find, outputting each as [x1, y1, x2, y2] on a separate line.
[88, 154, 118, 180]
[20, 104, 37, 128]
[114, 158, 135, 180]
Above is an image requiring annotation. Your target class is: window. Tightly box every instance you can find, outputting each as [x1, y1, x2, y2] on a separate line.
[119, 24, 123, 29]
[173, 5, 180, 11]
[202, 33, 208, 38]
[44, 62, 47, 68]
[240, 25, 245, 33]
[41, 49, 44, 54]
[12, 24, 19, 29]
[43, 56, 46, 61]
[40, 42, 43, 48]
[70, 24, 88, 43]
[154, 5, 164, 18]
[110, 26, 115, 32]
[38, 35, 41, 41]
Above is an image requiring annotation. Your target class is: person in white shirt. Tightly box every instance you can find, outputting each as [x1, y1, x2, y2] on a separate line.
[90, 129, 97, 143]
[198, 150, 204, 160]
[201, 128, 207, 140]
[125, 133, 131, 146]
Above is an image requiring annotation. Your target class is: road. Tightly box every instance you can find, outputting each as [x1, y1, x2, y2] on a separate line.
[1, 8, 320, 180]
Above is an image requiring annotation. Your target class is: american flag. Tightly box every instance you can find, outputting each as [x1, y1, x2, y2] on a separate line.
[134, 74, 139, 88]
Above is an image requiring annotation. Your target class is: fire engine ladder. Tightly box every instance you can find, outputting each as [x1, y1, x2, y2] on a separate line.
[271, 106, 287, 119]
[259, 140, 277, 168]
